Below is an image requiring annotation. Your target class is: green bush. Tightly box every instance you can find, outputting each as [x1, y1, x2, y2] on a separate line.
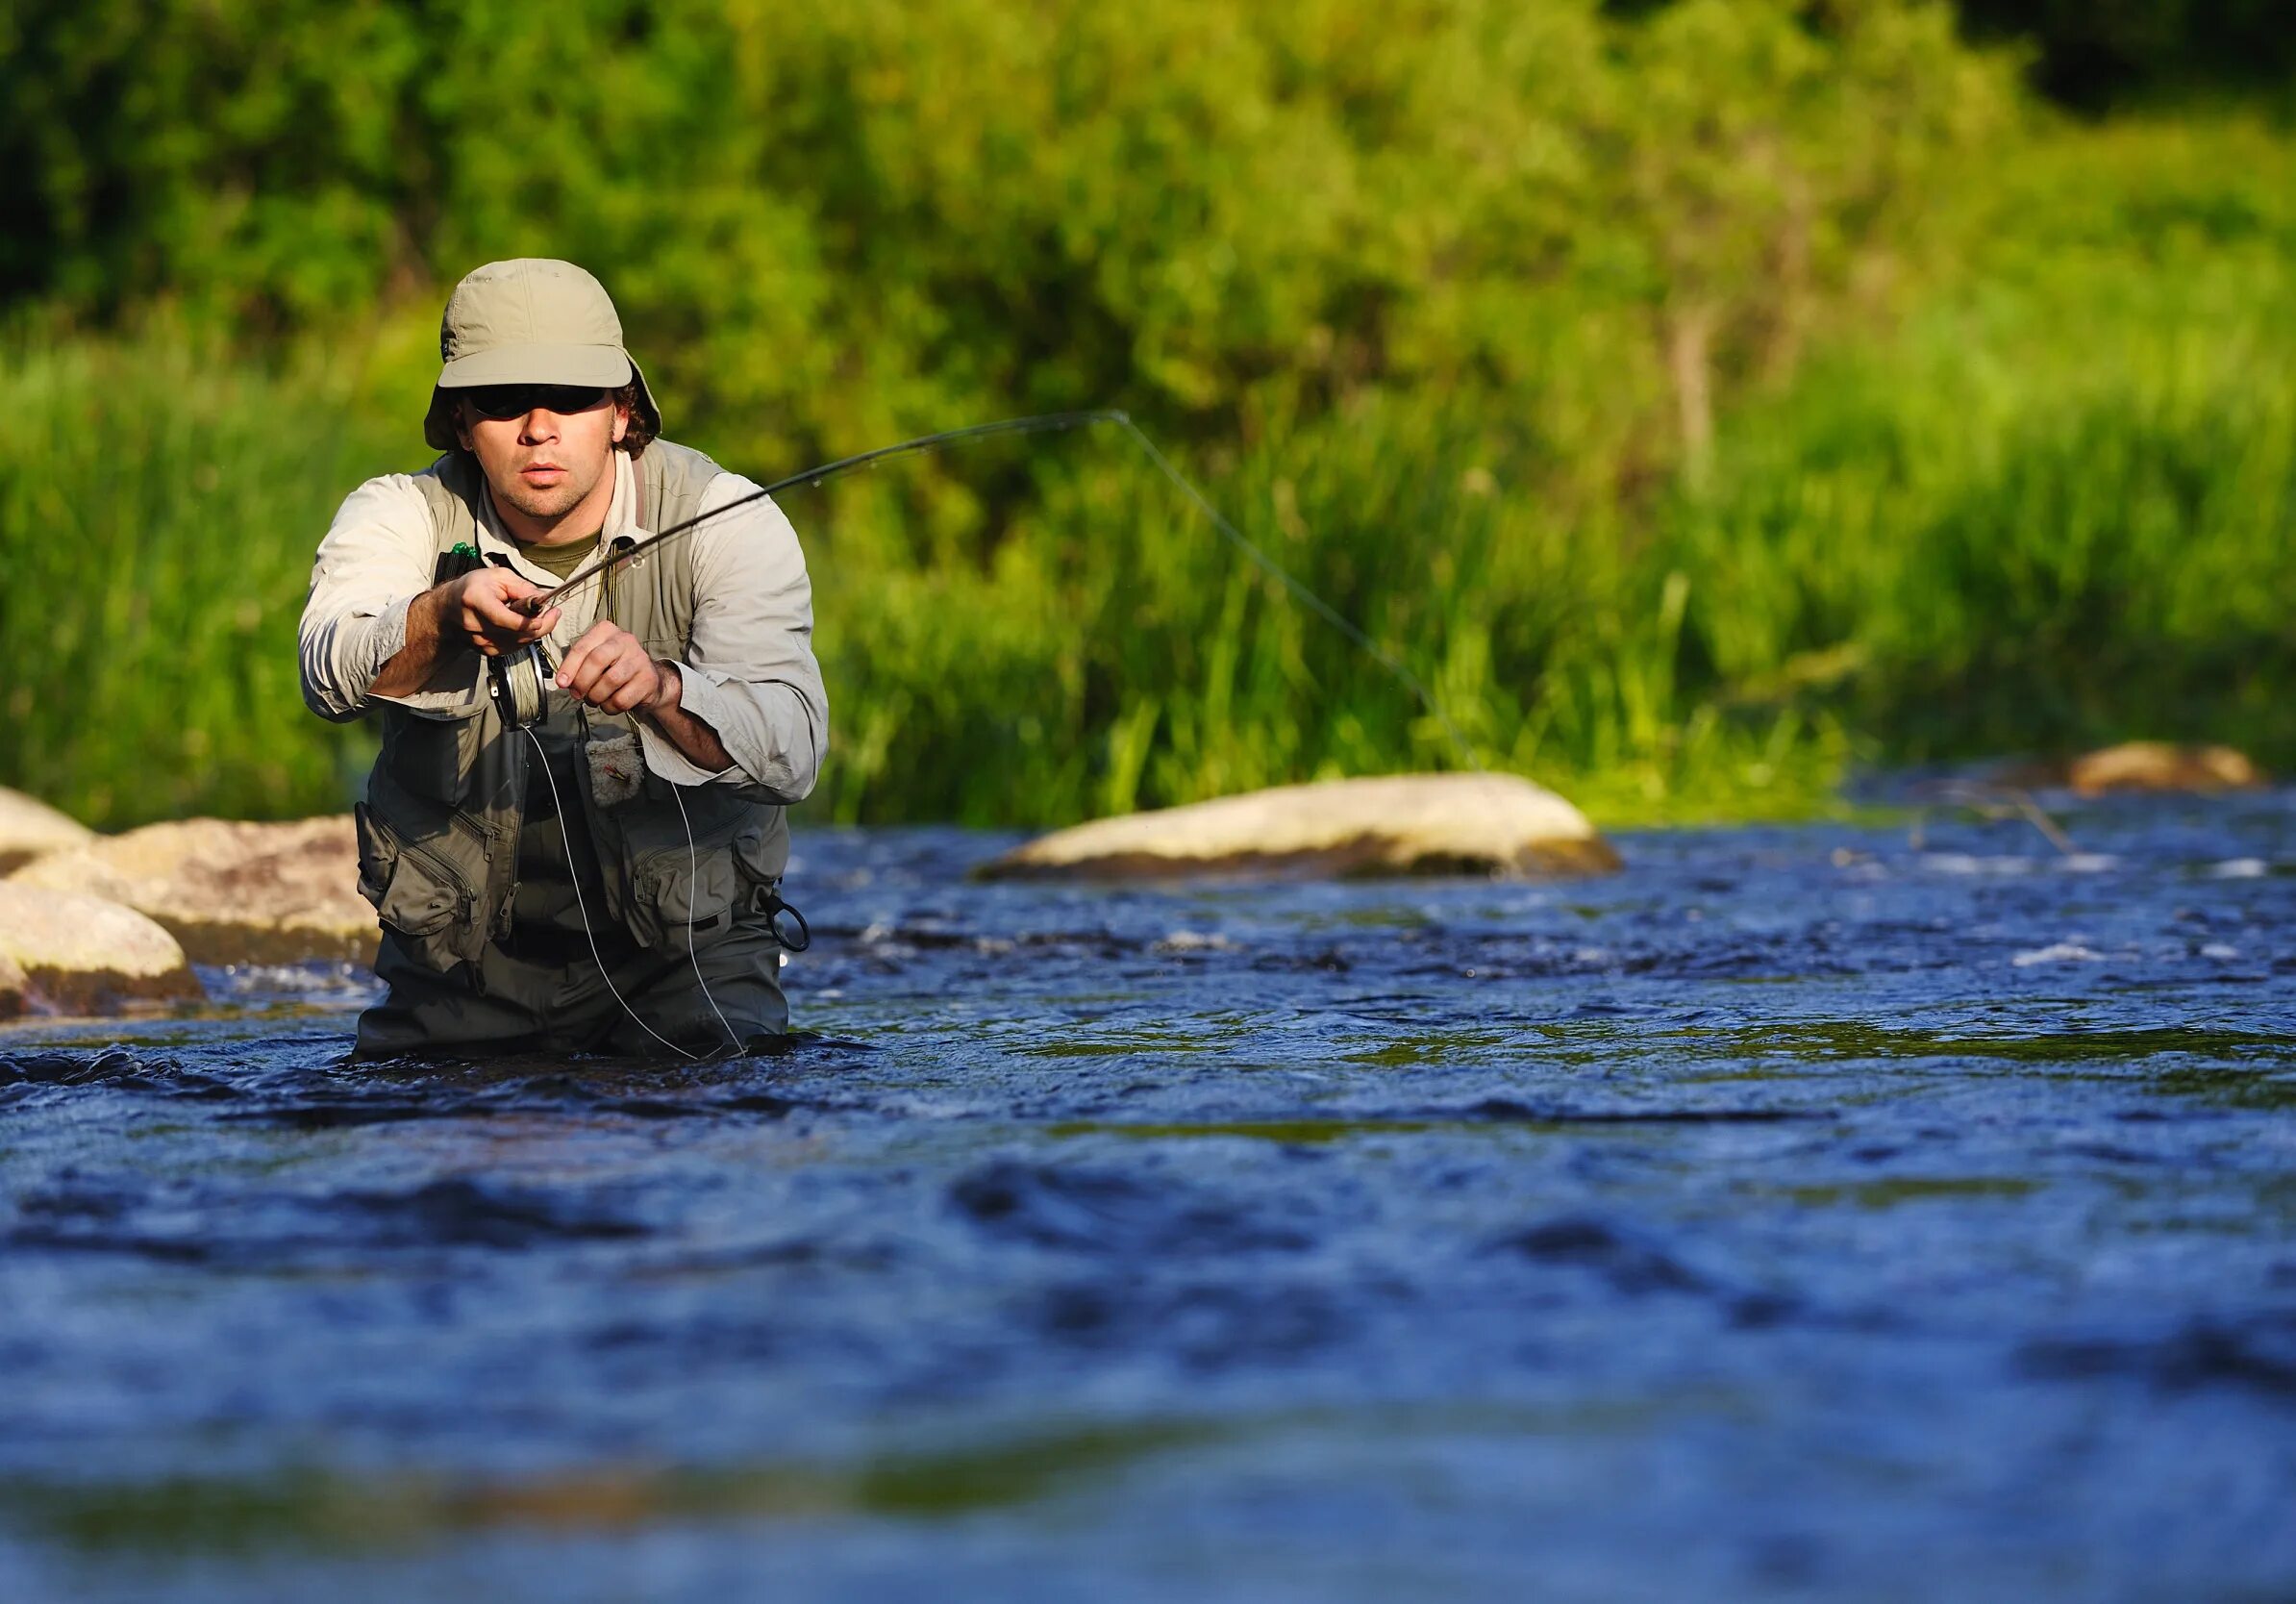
[4, 7, 2290, 829]
[2, 0, 2010, 482]
[8, 118, 2288, 832]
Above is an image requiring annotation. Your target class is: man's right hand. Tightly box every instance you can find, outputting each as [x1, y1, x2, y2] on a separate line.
[432, 567, 562, 657]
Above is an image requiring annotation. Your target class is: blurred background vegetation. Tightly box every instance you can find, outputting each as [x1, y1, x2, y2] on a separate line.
[1, 0, 2289, 828]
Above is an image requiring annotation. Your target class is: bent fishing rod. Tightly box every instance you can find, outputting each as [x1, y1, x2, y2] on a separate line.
[505, 407, 1481, 769]
[512, 410, 1123, 617]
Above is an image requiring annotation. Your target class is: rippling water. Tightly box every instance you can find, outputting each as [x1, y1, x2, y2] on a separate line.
[3, 799, 2293, 1602]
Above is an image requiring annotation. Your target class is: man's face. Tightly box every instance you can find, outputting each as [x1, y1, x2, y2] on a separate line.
[456, 386, 630, 530]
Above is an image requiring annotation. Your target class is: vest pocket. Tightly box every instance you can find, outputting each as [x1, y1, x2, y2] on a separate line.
[589, 762, 756, 948]
[354, 803, 478, 965]
[623, 836, 740, 948]
[731, 819, 786, 907]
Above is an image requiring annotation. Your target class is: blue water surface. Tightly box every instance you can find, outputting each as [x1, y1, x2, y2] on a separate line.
[2, 798, 2292, 1602]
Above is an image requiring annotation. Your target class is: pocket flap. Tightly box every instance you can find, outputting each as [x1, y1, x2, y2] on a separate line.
[353, 804, 470, 938]
[379, 854, 466, 937]
[626, 847, 739, 946]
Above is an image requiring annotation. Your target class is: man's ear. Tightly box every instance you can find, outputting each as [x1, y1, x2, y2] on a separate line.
[611, 400, 630, 445]
[452, 403, 473, 453]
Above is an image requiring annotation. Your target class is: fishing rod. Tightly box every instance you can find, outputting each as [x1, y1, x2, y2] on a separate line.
[506, 407, 1481, 770]
[512, 410, 1124, 616]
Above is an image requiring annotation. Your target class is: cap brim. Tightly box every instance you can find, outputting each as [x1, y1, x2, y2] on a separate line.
[436, 343, 634, 389]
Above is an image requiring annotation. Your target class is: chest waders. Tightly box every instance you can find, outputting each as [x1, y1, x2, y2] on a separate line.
[351, 441, 797, 1056]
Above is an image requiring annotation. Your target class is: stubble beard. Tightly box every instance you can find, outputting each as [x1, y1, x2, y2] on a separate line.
[491, 459, 604, 525]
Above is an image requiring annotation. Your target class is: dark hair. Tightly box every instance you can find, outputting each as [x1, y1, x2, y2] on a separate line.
[611, 382, 656, 458]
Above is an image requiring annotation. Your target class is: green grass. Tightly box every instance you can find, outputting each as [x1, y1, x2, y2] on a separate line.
[5, 117, 2292, 832]
[0, 327, 401, 824]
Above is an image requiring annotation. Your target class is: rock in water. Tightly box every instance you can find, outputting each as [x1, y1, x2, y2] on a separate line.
[0, 787, 96, 876]
[8, 816, 373, 965]
[0, 884, 202, 1015]
[979, 773, 1620, 881]
[2068, 742, 2262, 796]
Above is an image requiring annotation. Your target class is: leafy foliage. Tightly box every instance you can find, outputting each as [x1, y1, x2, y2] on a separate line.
[3, 6, 2290, 828]
[1, 1, 2010, 484]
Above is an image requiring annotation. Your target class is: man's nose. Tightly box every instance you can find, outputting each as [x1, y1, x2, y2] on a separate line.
[519, 410, 561, 442]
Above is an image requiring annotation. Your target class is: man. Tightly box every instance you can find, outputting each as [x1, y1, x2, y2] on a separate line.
[300, 258, 827, 1059]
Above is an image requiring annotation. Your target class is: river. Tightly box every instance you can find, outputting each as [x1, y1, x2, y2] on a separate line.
[3, 797, 2292, 1601]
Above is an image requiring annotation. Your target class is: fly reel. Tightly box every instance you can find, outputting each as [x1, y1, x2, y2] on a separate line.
[489, 641, 555, 729]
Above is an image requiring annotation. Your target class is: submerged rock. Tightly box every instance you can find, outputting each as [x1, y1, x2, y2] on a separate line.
[2068, 742, 2262, 796]
[0, 787, 96, 876]
[0, 884, 202, 1015]
[8, 815, 372, 966]
[979, 773, 1620, 882]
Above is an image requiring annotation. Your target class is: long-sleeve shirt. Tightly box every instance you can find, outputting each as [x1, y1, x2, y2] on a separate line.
[298, 448, 826, 803]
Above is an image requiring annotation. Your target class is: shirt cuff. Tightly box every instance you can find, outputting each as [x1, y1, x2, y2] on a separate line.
[636, 660, 741, 785]
[365, 595, 488, 719]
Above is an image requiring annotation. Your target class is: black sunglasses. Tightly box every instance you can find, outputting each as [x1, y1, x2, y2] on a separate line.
[460, 383, 613, 421]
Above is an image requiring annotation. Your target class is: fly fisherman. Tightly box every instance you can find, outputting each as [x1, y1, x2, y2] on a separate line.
[299, 259, 827, 1059]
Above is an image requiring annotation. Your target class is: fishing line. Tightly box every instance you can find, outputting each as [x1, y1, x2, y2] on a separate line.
[518, 722, 727, 1062]
[512, 408, 1485, 1057]
[517, 410, 1481, 770]
[1108, 415, 1481, 771]
[667, 776, 744, 1054]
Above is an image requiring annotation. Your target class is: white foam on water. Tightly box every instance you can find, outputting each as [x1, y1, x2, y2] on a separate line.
[1923, 853, 2034, 876]
[1154, 930, 1239, 953]
[2011, 941, 2106, 967]
[2207, 858, 2269, 879]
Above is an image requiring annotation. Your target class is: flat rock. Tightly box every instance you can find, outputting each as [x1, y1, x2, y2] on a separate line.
[0, 884, 202, 1015]
[979, 773, 1621, 881]
[9, 816, 374, 966]
[0, 787, 96, 876]
[2068, 741, 2263, 796]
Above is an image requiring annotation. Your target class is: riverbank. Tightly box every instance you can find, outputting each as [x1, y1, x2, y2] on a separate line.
[4, 113, 2291, 833]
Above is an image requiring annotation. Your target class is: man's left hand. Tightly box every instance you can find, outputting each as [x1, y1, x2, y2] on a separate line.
[555, 621, 672, 716]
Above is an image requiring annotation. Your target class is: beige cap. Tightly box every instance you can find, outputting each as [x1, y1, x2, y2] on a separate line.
[422, 259, 662, 450]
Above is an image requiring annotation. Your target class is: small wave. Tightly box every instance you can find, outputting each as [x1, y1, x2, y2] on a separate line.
[1922, 853, 2034, 876]
[1486, 1215, 1710, 1295]
[2020, 1311, 2296, 1397]
[2208, 858, 2269, 879]
[339, 1178, 651, 1248]
[1153, 930, 1240, 954]
[950, 1160, 1309, 1256]
[2011, 941, 2106, 967]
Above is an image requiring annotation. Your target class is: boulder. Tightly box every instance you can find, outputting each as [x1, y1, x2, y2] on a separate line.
[979, 772, 1620, 882]
[0, 884, 202, 1015]
[9, 815, 375, 966]
[2067, 741, 2263, 797]
[0, 787, 96, 876]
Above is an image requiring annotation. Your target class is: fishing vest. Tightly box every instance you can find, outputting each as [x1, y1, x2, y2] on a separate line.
[351, 439, 790, 981]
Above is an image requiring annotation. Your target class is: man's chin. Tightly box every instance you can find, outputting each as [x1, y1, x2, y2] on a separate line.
[495, 482, 589, 522]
